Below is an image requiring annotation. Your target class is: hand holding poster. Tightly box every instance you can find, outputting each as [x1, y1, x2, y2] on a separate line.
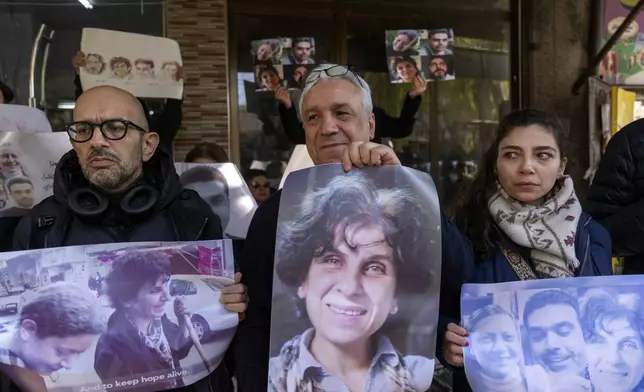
[385, 29, 455, 83]
[461, 275, 644, 392]
[80, 28, 184, 99]
[0, 241, 237, 392]
[269, 164, 441, 391]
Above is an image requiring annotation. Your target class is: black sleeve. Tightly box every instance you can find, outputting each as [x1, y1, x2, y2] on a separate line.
[373, 93, 422, 139]
[157, 99, 183, 154]
[232, 194, 279, 392]
[11, 216, 32, 251]
[278, 103, 306, 145]
[74, 74, 83, 100]
[586, 123, 644, 256]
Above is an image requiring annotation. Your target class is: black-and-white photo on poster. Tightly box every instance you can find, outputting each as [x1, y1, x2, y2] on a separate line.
[268, 164, 442, 391]
[0, 241, 237, 392]
[174, 163, 257, 239]
[462, 275, 644, 392]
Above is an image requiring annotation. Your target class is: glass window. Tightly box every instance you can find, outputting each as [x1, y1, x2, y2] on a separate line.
[230, 12, 334, 181]
[0, 1, 163, 130]
[346, 3, 512, 211]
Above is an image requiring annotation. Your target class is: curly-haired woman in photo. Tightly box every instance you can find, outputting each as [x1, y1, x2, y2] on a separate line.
[268, 172, 435, 392]
[94, 251, 192, 389]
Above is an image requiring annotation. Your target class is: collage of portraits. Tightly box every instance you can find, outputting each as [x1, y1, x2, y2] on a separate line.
[385, 29, 456, 83]
[251, 37, 317, 91]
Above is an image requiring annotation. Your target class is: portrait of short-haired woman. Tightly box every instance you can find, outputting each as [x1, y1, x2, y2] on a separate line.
[268, 169, 439, 392]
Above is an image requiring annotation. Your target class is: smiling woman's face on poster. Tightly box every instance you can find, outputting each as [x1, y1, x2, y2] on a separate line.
[298, 220, 398, 346]
[470, 312, 522, 380]
[269, 165, 441, 392]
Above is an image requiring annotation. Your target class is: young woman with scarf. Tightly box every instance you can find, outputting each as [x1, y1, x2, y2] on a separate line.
[436, 109, 613, 392]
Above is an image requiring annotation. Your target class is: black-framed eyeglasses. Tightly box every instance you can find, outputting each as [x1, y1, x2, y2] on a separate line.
[300, 64, 365, 89]
[66, 119, 147, 143]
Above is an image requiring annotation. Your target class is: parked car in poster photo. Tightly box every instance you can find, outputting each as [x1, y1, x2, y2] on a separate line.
[167, 275, 238, 343]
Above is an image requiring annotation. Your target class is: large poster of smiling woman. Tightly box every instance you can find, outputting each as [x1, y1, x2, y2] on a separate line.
[269, 164, 442, 392]
[80, 28, 184, 99]
[462, 275, 644, 392]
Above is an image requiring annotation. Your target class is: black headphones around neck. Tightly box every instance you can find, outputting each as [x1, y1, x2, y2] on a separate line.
[68, 184, 158, 218]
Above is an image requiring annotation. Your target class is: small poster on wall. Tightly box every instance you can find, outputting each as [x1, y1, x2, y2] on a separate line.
[80, 28, 184, 99]
[385, 29, 455, 83]
[251, 37, 316, 91]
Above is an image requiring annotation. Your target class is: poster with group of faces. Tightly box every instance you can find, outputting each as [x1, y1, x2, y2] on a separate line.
[0, 241, 237, 392]
[251, 37, 317, 91]
[80, 28, 184, 99]
[0, 132, 71, 217]
[385, 29, 455, 84]
[268, 164, 442, 392]
[462, 275, 644, 392]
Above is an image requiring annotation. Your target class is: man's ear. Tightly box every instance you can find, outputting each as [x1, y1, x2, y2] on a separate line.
[19, 319, 37, 341]
[368, 113, 375, 141]
[141, 132, 160, 162]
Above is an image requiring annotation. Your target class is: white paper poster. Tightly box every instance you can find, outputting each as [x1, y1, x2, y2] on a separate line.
[268, 164, 442, 391]
[0, 105, 53, 133]
[0, 241, 237, 392]
[462, 275, 644, 392]
[80, 28, 184, 99]
[278, 144, 314, 189]
[0, 132, 71, 217]
[175, 163, 257, 240]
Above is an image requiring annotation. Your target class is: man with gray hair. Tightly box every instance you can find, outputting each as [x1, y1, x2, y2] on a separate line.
[235, 64, 404, 392]
[0, 283, 105, 378]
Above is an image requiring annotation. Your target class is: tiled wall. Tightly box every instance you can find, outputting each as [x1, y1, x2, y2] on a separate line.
[166, 0, 229, 161]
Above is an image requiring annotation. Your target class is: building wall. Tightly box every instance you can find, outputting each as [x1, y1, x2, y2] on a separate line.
[527, 0, 591, 198]
[166, 0, 229, 160]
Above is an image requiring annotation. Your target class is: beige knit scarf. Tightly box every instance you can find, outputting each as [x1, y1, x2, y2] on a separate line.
[488, 176, 582, 278]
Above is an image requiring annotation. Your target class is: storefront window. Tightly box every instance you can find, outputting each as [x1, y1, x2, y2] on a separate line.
[229, 0, 515, 204]
[0, 0, 163, 130]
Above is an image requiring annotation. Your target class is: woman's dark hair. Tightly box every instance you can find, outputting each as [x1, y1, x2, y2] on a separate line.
[105, 250, 171, 311]
[244, 169, 267, 183]
[394, 55, 418, 70]
[276, 171, 434, 294]
[451, 109, 568, 260]
[184, 142, 229, 163]
[580, 291, 642, 343]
